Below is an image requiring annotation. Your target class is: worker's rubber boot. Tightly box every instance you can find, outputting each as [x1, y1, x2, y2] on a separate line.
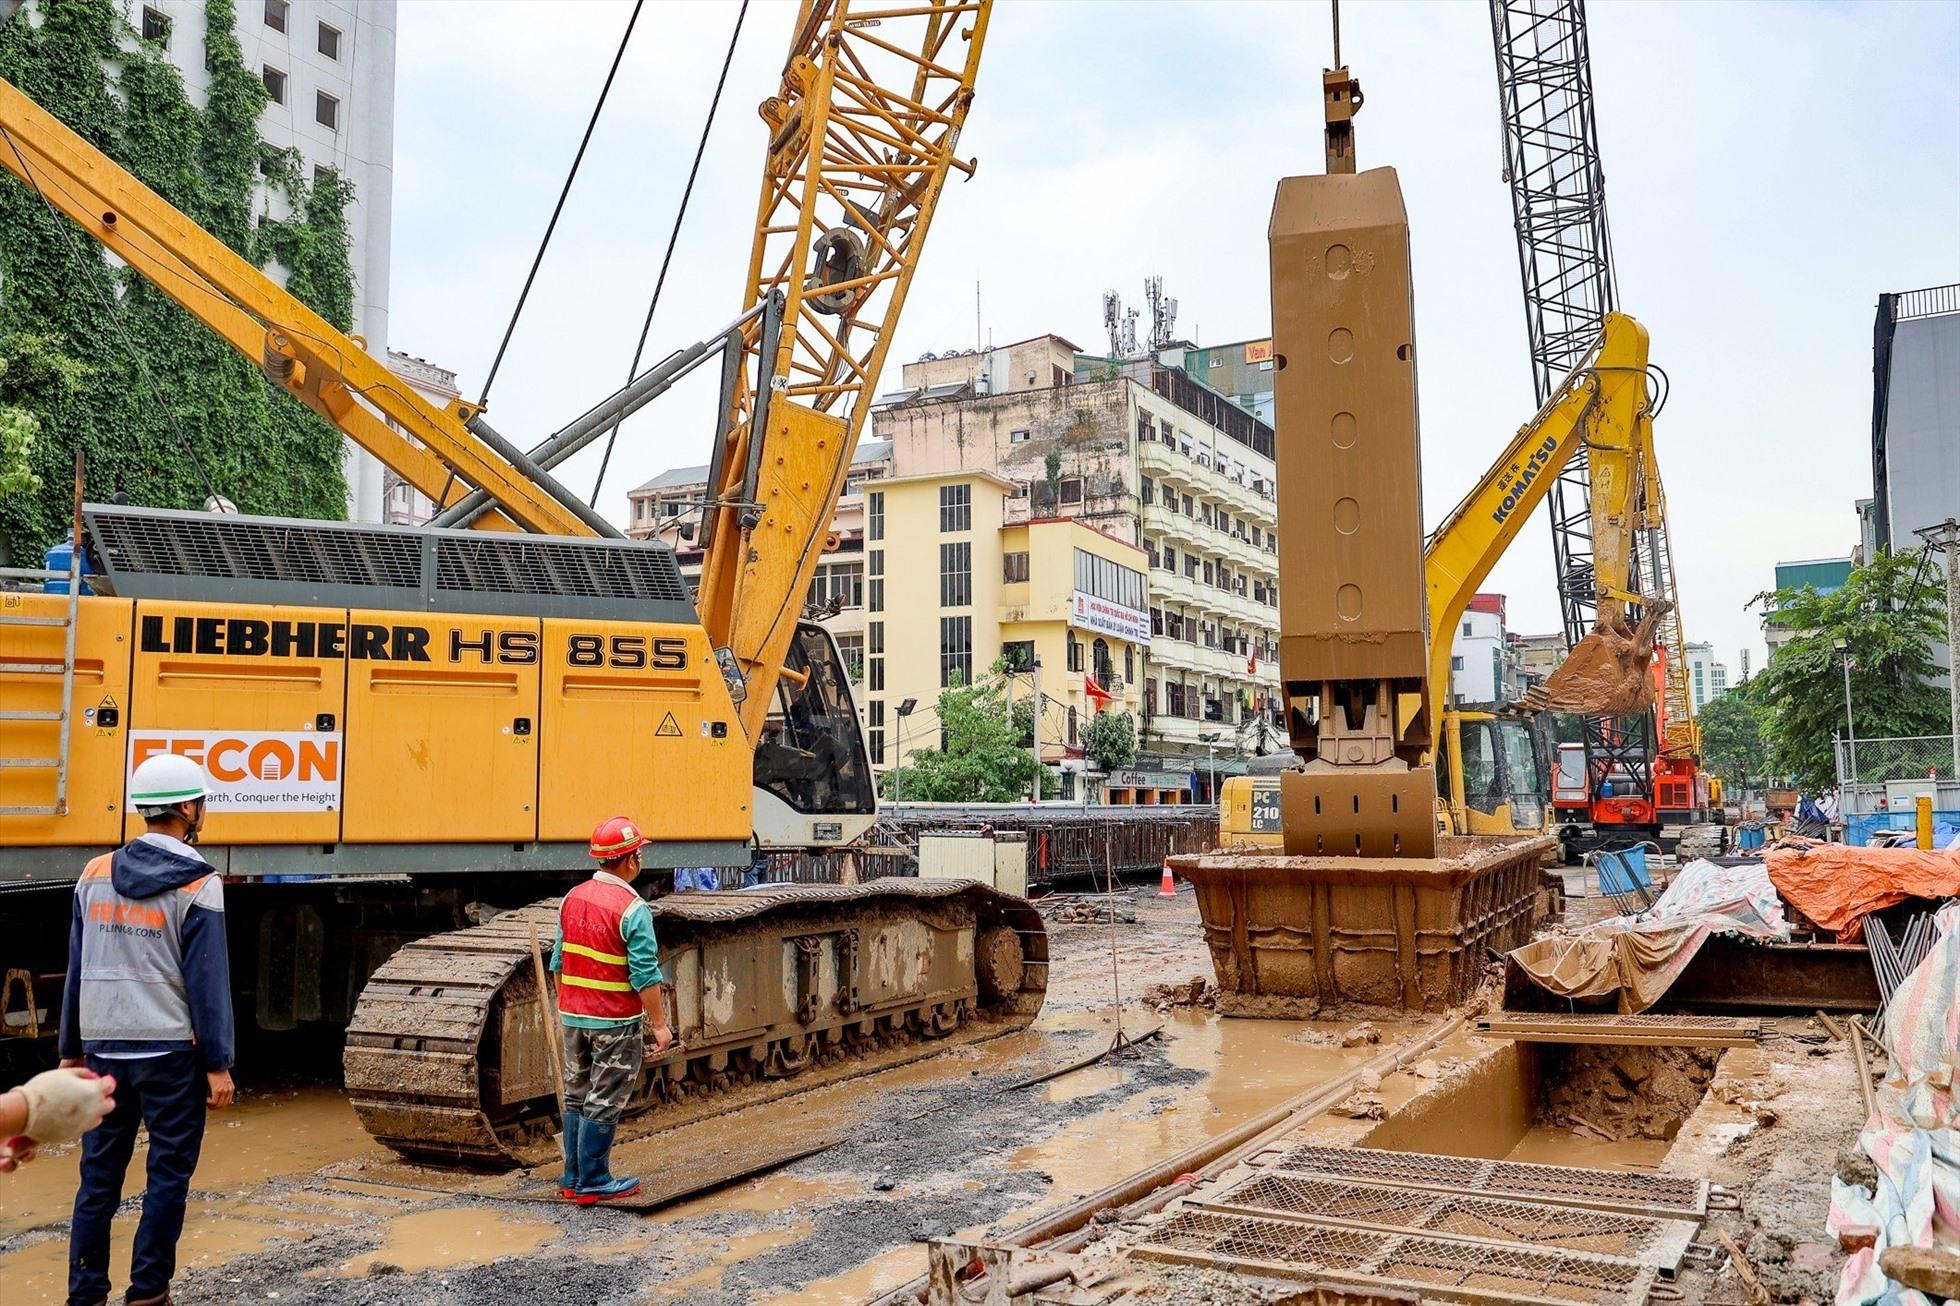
[574, 1119, 640, 1204]
[557, 1110, 584, 1198]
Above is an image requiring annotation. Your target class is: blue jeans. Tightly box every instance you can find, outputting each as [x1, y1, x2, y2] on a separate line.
[69, 1050, 207, 1305]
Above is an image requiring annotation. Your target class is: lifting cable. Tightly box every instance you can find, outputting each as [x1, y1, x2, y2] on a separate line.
[472, 0, 645, 416]
[0, 122, 224, 511]
[589, 0, 751, 509]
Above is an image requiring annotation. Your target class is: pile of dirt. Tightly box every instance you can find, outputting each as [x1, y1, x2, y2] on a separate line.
[1142, 977, 1217, 1012]
[1043, 896, 1139, 925]
[1541, 1044, 1720, 1141]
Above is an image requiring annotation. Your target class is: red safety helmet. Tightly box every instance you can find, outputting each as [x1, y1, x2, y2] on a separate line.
[588, 815, 648, 861]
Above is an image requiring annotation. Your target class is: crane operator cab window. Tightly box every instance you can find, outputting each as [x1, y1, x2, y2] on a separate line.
[754, 622, 877, 816]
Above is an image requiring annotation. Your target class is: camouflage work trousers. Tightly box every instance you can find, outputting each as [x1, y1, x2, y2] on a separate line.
[561, 1021, 644, 1124]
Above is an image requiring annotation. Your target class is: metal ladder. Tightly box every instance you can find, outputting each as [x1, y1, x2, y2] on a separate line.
[0, 554, 81, 818]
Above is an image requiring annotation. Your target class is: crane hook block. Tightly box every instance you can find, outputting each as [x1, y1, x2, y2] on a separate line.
[806, 226, 866, 316]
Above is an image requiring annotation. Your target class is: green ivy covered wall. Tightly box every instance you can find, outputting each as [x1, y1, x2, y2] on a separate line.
[0, 0, 354, 564]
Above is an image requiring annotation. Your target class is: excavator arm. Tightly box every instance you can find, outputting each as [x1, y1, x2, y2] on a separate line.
[0, 78, 604, 539]
[1422, 311, 1654, 728]
[694, 0, 990, 743]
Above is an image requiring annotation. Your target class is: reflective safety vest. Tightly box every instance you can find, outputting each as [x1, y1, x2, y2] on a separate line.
[557, 876, 645, 1021]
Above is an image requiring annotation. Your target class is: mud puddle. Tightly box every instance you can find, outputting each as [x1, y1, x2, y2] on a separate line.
[333, 1207, 561, 1277]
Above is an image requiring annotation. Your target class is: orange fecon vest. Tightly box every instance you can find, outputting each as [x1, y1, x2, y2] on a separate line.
[557, 877, 644, 1021]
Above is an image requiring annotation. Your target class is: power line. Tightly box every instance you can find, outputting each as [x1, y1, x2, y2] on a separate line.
[590, 0, 750, 508]
[0, 122, 223, 509]
[474, 0, 644, 413]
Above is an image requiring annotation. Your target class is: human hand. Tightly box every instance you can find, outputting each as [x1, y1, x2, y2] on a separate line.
[647, 1022, 675, 1054]
[18, 1068, 116, 1145]
[206, 1069, 234, 1110]
[0, 1136, 37, 1172]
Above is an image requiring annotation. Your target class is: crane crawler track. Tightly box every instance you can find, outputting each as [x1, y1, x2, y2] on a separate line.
[344, 879, 1047, 1167]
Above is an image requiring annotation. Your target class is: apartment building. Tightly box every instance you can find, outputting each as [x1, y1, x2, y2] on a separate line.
[873, 336, 1286, 784]
[862, 470, 1158, 801]
[1684, 640, 1730, 710]
[135, 0, 399, 520]
[379, 350, 458, 526]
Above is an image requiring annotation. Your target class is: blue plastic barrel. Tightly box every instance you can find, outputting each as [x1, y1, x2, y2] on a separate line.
[42, 534, 93, 595]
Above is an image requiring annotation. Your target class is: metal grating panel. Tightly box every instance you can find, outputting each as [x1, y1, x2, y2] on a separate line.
[1200, 1172, 1698, 1269]
[81, 504, 697, 624]
[433, 535, 688, 603]
[1267, 1145, 1707, 1220]
[1476, 1012, 1761, 1048]
[91, 509, 422, 587]
[1131, 1209, 1657, 1306]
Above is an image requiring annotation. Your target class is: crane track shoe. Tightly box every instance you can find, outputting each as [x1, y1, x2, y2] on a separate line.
[344, 879, 1048, 1168]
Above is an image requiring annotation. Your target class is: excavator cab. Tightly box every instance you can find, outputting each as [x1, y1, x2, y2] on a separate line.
[752, 620, 878, 848]
[1438, 711, 1550, 836]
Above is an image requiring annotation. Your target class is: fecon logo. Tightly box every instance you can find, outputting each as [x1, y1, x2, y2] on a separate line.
[128, 731, 343, 813]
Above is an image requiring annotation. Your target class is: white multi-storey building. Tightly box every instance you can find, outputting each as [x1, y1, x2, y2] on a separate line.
[1684, 640, 1730, 710]
[130, 0, 397, 521]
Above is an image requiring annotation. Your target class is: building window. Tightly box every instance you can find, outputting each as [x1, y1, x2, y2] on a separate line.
[264, 0, 288, 33]
[1068, 706, 1079, 746]
[834, 634, 864, 682]
[1073, 548, 1146, 610]
[1067, 634, 1083, 673]
[807, 561, 863, 610]
[939, 483, 971, 532]
[1451, 655, 1465, 671]
[1124, 645, 1135, 681]
[870, 657, 884, 692]
[1058, 476, 1083, 505]
[1161, 544, 1175, 571]
[869, 621, 884, 655]
[141, 6, 171, 46]
[940, 615, 972, 687]
[940, 541, 972, 607]
[315, 90, 340, 131]
[868, 490, 884, 541]
[317, 21, 341, 60]
[1010, 429, 1031, 444]
[1182, 493, 1195, 517]
[1140, 475, 1154, 506]
[868, 548, 884, 577]
[1462, 621, 1473, 636]
[262, 66, 287, 104]
[1002, 551, 1030, 584]
[1002, 640, 1034, 672]
[1137, 414, 1153, 443]
[869, 579, 884, 613]
[1151, 607, 1163, 636]
[869, 699, 885, 765]
[1092, 638, 1114, 685]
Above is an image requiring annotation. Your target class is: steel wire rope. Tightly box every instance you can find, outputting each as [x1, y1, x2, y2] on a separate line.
[588, 0, 751, 508]
[473, 0, 643, 413]
[1, 122, 224, 509]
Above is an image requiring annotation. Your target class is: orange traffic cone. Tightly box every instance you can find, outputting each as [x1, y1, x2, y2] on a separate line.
[1158, 859, 1177, 897]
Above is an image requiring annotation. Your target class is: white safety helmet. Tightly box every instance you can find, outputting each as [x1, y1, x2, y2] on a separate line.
[129, 753, 210, 817]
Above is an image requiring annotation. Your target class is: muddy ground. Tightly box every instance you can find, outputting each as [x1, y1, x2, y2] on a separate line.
[0, 888, 1404, 1304]
[0, 881, 1872, 1304]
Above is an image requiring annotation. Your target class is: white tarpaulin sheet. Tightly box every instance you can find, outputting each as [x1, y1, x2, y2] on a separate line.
[1829, 902, 1960, 1305]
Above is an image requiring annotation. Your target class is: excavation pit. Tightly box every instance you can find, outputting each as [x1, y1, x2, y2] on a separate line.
[1172, 834, 1556, 1016]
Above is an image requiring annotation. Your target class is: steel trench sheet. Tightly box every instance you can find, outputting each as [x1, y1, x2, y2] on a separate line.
[1476, 1012, 1761, 1048]
[1191, 1170, 1701, 1271]
[1128, 1208, 1659, 1306]
[1258, 1145, 1709, 1221]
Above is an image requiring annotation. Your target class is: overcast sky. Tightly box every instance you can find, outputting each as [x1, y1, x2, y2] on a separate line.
[388, 0, 1959, 678]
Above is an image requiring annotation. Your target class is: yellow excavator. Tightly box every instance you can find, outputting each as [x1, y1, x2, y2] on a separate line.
[0, 1, 1044, 1165]
[1219, 312, 1661, 848]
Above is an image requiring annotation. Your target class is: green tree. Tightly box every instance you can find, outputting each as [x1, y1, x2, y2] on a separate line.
[1083, 709, 1137, 772]
[0, 0, 354, 564]
[1750, 549, 1950, 790]
[1696, 685, 1771, 790]
[0, 334, 88, 509]
[881, 659, 1057, 802]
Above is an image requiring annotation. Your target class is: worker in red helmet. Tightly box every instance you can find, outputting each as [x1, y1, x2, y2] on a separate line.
[547, 816, 674, 1203]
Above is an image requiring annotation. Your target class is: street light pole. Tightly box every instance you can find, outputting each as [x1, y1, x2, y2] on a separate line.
[895, 697, 917, 817]
[1199, 731, 1219, 804]
[1833, 639, 1856, 800]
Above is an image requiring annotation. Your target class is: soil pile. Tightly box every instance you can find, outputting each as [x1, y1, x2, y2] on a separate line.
[1542, 1044, 1719, 1141]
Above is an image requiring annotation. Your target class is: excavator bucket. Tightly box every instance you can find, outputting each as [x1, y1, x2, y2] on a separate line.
[1535, 602, 1668, 717]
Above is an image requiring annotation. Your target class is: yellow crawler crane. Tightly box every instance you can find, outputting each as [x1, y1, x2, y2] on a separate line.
[0, 1, 1046, 1165]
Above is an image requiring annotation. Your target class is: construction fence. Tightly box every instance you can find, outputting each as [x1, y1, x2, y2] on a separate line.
[1836, 735, 1960, 845]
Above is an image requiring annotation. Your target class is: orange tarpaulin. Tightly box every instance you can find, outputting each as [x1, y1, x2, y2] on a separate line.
[1764, 838, 1960, 940]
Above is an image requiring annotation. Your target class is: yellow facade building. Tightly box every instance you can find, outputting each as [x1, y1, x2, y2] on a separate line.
[864, 471, 1161, 801]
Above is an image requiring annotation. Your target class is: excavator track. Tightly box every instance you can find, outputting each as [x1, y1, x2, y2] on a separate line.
[343, 879, 1047, 1167]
